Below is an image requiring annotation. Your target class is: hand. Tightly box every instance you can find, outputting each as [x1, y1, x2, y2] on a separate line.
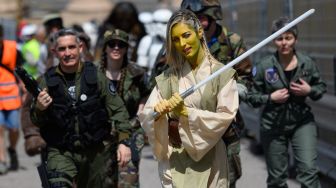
[237, 83, 248, 101]
[290, 78, 311, 96]
[24, 135, 46, 156]
[270, 88, 289, 103]
[154, 99, 171, 116]
[36, 88, 53, 111]
[168, 93, 188, 117]
[117, 143, 131, 168]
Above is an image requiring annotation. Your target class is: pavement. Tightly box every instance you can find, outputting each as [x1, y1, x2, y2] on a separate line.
[0, 132, 301, 188]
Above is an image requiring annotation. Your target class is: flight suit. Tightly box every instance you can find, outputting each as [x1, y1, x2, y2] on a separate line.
[248, 51, 326, 188]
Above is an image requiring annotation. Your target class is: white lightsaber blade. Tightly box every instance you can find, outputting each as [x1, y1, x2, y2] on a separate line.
[153, 9, 315, 118]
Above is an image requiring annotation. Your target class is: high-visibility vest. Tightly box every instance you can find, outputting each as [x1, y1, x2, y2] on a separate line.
[0, 40, 21, 110]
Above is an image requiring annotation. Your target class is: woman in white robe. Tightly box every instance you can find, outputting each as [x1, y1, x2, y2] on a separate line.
[139, 9, 239, 188]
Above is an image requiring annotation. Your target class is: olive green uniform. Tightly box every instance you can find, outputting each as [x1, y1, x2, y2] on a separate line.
[247, 51, 326, 188]
[108, 63, 150, 188]
[31, 62, 132, 188]
[209, 25, 252, 187]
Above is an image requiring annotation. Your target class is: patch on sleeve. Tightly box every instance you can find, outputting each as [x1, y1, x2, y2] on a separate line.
[265, 68, 279, 84]
[252, 66, 257, 77]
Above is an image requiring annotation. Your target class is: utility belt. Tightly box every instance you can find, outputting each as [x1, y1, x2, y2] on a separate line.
[222, 121, 241, 146]
[59, 132, 114, 152]
[167, 118, 241, 148]
[168, 118, 182, 148]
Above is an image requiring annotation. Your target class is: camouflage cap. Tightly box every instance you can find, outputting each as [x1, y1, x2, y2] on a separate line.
[43, 13, 63, 26]
[181, 0, 222, 20]
[103, 29, 129, 46]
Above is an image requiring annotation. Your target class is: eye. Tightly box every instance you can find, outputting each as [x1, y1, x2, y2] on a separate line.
[182, 32, 191, 39]
[68, 45, 76, 50]
[57, 47, 66, 52]
[172, 37, 179, 43]
[275, 37, 283, 41]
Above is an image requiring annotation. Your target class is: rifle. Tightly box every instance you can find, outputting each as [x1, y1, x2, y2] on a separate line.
[14, 67, 50, 188]
[14, 66, 41, 98]
[37, 148, 51, 188]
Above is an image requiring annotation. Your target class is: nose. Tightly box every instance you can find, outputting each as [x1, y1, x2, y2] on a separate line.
[65, 47, 71, 55]
[280, 38, 287, 45]
[180, 38, 187, 47]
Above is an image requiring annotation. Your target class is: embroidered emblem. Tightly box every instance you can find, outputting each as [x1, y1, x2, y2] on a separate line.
[265, 68, 279, 83]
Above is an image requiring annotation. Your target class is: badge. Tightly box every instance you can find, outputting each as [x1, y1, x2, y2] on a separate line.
[265, 68, 279, 84]
[80, 94, 87, 101]
[252, 66, 257, 77]
[108, 82, 117, 95]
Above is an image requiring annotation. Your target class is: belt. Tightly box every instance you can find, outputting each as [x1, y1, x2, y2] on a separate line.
[168, 118, 182, 148]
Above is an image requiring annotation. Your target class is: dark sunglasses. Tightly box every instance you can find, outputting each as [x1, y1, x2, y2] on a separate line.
[107, 41, 127, 49]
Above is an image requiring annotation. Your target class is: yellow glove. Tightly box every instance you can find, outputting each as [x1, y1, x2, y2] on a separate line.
[168, 93, 188, 117]
[154, 99, 171, 116]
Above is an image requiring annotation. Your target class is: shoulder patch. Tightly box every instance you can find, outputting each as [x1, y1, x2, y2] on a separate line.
[265, 67, 279, 84]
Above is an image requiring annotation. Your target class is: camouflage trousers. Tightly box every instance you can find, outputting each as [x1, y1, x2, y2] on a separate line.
[118, 131, 145, 188]
[226, 140, 242, 188]
[47, 142, 118, 188]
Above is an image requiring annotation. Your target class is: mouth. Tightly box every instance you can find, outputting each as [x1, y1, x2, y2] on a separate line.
[183, 47, 191, 55]
[63, 56, 76, 63]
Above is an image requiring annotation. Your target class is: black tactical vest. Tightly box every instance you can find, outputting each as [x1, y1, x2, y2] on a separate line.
[40, 62, 110, 150]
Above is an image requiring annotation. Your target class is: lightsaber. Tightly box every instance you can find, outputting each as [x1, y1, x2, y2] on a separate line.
[153, 9, 315, 118]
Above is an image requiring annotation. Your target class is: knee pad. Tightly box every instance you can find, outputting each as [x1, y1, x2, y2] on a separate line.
[48, 171, 73, 188]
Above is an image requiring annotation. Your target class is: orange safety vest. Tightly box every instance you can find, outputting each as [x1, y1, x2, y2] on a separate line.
[0, 40, 21, 110]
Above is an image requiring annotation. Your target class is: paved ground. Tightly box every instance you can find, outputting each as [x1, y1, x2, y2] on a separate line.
[0, 133, 301, 188]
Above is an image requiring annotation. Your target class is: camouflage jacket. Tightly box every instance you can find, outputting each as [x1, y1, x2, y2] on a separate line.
[209, 25, 252, 84]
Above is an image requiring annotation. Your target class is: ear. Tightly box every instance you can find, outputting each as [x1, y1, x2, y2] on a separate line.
[51, 47, 57, 55]
[78, 41, 83, 53]
[198, 28, 204, 39]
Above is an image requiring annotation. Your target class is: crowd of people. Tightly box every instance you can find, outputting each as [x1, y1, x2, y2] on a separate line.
[0, 0, 326, 188]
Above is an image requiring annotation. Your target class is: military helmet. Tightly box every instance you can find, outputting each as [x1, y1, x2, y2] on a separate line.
[181, 0, 222, 20]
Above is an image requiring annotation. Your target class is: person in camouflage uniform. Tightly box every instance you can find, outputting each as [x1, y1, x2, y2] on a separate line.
[99, 29, 150, 188]
[30, 29, 132, 188]
[181, 0, 252, 187]
[247, 17, 326, 188]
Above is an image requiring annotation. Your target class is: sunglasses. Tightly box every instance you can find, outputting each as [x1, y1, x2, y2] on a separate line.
[107, 41, 127, 49]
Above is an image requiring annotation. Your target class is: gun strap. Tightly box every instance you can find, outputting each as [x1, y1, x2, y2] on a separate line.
[0, 61, 19, 83]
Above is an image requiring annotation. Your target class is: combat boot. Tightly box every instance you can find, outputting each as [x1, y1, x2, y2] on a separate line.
[7, 147, 18, 171]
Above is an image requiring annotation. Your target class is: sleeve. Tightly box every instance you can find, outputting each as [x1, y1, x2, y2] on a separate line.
[231, 33, 252, 78]
[21, 93, 41, 138]
[246, 64, 270, 108]
[98, 71, 132, 142]
[138, 86, 170, 161]
[179, 78, 239, 161]
[308, 61, 327, 100]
